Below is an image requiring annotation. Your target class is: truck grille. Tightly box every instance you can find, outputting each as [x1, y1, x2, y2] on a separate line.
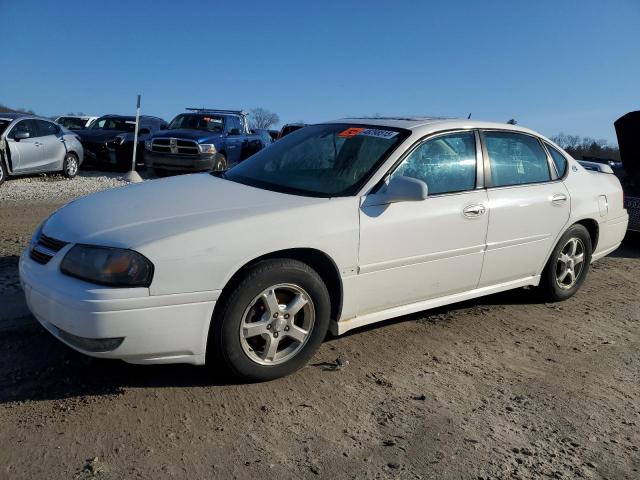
[151, 138, 199, 155]
[625, 196, 640, 232]
[30, 234, 68, 265]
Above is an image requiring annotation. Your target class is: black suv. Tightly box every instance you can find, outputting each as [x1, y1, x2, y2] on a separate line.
[77, 114, 168, 170]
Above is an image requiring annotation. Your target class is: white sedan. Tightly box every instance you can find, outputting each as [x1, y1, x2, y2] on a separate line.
[19, 118, 628, 381]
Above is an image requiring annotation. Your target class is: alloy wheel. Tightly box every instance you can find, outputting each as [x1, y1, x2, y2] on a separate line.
[555, 237, 586, 290]
[239, 283, 315, 365]
[66, 155, 78, 176]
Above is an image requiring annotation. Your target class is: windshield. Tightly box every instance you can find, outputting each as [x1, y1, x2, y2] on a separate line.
[57, 117, 88, 130]
[0, 119, 11, 136]
[224, 123, 409, 197]
[91, 117, 136, 131]
[168, 114, 224, 133]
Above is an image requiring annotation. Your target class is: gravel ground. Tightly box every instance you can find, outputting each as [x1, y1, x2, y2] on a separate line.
[0, 188, 639, 479]
[0, 171, 138, 203]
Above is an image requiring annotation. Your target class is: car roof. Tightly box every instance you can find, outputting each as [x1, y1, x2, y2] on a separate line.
[0, 112, 29, 121]
[326, 116, 545, 138]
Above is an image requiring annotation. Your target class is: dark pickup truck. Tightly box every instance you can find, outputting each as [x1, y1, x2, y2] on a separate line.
[614, 111, 640, 232]
[144, 108, 267, 174]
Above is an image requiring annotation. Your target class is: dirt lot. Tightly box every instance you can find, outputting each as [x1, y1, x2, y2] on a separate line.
[1, 192, 639, 480]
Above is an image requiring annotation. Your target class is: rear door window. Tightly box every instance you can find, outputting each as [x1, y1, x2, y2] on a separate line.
[483, 131, 551, 187]
[36, 120, 59, 136]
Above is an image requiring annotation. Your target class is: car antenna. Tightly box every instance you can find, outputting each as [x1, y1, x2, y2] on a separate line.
[467, 113, 472, 119]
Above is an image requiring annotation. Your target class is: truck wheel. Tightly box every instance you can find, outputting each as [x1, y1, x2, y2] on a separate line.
[63, 153, 79, 178]
[540, 224, 592, 301]
[212, 153, 228, 172]
[208, 259, 331, 381]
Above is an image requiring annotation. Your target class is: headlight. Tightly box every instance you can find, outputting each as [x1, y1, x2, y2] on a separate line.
[199, 143, 216, 154]
[144, 140, 152, 150]
[61, 245, 154, 287]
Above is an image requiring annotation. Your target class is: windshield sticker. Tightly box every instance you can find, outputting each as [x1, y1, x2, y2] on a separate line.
[357, 128, 399, 139]
[337, 127, 365, 138]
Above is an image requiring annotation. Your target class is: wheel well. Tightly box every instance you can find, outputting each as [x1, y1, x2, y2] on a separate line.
[215, 248, 343, 321]
[575, 218, 599, 251]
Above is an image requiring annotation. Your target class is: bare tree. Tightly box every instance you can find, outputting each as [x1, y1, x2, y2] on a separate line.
[249, 108, 280, 129]
[551, 132, 620, 161]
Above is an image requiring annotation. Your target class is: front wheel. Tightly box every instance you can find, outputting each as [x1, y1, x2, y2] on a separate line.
[63, 153, 79, 178]
[211, 153, 228, 172]
[208, 259, 331, 381]
[0, 158, 6, 186]
[540, 224, 592, 301]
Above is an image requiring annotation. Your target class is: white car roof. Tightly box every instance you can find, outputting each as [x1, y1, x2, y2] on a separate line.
[326, 117, 545, 140]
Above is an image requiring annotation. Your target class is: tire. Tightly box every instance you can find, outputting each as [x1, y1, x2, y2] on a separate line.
[0, 158, 6, 187]
[208, 259, 331, 381]
[540, 224, 592, 301]
[62, 152, 79, 178]
[211, 153, 228, 172]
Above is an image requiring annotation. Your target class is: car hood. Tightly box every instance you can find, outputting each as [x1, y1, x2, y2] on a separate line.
[43, 174, 325, 248]
[152, 129, 225, 142]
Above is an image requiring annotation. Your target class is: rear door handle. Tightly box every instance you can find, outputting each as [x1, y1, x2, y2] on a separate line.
[551, 194, 567, 205]
[463, 204, 486, 218]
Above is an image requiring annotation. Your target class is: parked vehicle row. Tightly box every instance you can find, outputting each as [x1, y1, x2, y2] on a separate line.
[0, 113, 83, 186]
[19, 118, 628, 381]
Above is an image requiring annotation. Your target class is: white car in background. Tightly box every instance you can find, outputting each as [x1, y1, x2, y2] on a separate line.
[19, 118, 628, 381]
[0, 113, 84, 186]
[54, 115, 99, 130]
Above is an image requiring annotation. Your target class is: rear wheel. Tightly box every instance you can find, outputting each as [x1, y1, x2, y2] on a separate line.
[208, 259, 331, 381]
[540, 224, 592, 301]
[63, 153, 79, 178]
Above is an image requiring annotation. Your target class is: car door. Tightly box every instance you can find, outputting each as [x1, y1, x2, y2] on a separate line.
[34, 120, 66, 171]
[224, 116, 243, 164]
[358, 130, 489, 315]
[6, 119, 43, 172]
[478, 130, 570, 287]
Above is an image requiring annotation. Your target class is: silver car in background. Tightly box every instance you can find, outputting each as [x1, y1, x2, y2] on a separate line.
[0, 113, 84, 186]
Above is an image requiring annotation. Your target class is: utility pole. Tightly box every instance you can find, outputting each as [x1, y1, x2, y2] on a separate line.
[125, 94, 143, 183]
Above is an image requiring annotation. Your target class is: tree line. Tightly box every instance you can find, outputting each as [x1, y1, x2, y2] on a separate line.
[550, 133, 620, 161]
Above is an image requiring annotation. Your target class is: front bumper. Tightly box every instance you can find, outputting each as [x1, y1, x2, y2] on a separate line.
[19, 245, 218, 365]
[144, 150, 215, 172]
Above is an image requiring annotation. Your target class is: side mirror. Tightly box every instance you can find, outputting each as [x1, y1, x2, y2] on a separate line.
[160, 125, 168, 130]
[14, 131, 30, 141]
[138, 128, 151, 135]
[228, 128, 241, 136]
[366, 176, 428, 205]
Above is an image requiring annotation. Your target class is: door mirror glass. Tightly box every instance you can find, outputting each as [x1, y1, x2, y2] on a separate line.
[228, 128, 241, 136]
[14, 131, 30, 141]
[368, 176, 428, 205]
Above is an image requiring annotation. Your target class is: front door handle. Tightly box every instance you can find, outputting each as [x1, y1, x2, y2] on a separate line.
[463, 204, 486, 218]
[551, 194, 568, 205]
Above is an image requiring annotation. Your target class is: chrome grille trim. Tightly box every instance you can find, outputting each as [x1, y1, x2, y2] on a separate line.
[29, 233, 68, 265]
[151, 137, 200, 155]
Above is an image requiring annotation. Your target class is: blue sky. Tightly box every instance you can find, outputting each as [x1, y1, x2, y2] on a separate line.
[1, 0, 638, 143]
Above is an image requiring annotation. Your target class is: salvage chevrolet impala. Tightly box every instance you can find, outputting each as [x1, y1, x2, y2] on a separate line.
[19, 118, 629, 381]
